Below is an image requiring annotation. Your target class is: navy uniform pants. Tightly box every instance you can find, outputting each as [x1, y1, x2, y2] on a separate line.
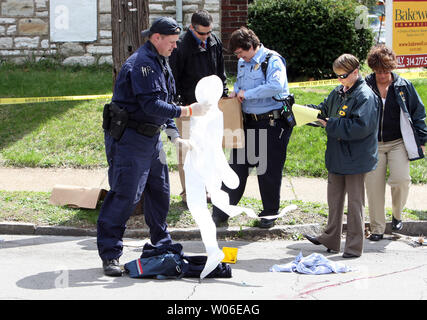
[97, 129, 172, 261]
[213, 118, 292, 219]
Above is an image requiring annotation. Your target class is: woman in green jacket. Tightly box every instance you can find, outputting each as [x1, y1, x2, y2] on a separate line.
[364, 45, 427, 241]
[304, 54, 379, 258]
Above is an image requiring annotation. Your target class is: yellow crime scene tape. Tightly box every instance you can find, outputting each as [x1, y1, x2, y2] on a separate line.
[395, 71, 427, 80]
[288, 79, 339, 88]
[0, 71, 425, 105]
[288, 71, 427, 88]
[0, 94, 112, 105]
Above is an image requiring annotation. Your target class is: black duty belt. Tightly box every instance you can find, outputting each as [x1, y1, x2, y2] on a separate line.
[242, 109, 282, 122]
[127, 119, 165, 137]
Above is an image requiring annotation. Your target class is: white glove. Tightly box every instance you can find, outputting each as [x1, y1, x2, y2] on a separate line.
[173, 137, 193, 154]
[190, 102, 211, 116]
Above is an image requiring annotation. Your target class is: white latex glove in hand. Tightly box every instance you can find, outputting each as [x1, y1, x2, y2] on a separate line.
[190, 102, 211, 116]
[173, 137, 193, 154]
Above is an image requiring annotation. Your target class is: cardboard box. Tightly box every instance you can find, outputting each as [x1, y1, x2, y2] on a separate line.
[49, 184, 107, 209]
[218, 97, 245, 149]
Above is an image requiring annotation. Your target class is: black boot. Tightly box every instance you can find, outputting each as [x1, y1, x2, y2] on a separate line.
[392, 216, 403, 231]
[212, 211, 229, 227]
[368, 234, 383, 241]
[258, 218, 276, 229]
[102, 259, 123, 277]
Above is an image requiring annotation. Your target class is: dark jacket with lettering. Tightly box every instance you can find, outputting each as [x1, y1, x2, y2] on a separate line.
[309, 77, 379, 175]
[169, 30, 227, 105]
[112, 40, 180, 139]
[365, 72, 427, 161]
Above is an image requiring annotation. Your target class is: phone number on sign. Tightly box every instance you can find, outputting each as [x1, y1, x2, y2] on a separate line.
[397, 55, 427, 68]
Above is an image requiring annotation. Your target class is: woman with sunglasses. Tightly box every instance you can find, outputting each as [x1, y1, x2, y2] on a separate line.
[303, 54, 379, 258]
[364, 45, 427, 241]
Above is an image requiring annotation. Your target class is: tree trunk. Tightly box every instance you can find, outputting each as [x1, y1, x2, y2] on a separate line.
[111, 0, 149, 85]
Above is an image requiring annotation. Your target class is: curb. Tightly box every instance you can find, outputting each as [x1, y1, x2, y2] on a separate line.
[0, 222, 323, 240]
[1, 221, 425, 239]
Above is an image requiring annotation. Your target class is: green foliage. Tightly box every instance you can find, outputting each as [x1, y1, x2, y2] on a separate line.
[248, 0, 374, 80]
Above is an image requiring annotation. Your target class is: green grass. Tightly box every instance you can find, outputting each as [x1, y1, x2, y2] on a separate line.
[0, 60, 113, 97]
[0, 191, 424, 229]
[0, 63, 426, 183]
[0, 191, 100, 228]
[0, 99, 108, 167]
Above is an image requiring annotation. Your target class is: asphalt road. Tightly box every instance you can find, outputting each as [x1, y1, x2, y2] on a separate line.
[1, 234, 425, 303]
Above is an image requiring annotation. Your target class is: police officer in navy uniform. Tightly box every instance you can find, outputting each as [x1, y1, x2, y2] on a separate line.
[98, 17, 209, 277]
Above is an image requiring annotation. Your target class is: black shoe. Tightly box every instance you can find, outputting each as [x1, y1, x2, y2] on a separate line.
[392, 217, 403, 231]
[258, 218, 276, 229]
[342, 252, 360, 259]
[212, 212, 229, 227]
[303, 234, 321, 245]
[368, 233, 383, 241]
[102, 259, 123, 277]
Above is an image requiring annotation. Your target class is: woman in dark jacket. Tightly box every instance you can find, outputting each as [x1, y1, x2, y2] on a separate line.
[304, 54, 379, 258]
[364, 45, 427, 241]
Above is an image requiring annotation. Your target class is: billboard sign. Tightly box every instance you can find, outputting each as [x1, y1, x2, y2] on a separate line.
[386, 0, 427, 68]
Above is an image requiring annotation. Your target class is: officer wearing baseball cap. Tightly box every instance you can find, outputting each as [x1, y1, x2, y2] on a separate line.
[141, 16, 182, 38]
[97, 16, 210, 276]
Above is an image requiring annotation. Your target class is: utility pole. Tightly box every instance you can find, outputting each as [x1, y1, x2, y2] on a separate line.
[111, 0, 149, 85]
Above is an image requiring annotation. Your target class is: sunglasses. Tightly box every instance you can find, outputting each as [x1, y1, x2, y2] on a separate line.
[335, 68, 357, 79]
[192, 25, 212, 36]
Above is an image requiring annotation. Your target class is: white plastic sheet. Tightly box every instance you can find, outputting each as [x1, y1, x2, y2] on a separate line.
[184, 75, 297, 278]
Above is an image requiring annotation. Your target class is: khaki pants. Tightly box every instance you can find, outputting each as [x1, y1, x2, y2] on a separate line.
[365, 139, 411, 234]
[318, 172, 366, 256]
[175, 118, 191, 199]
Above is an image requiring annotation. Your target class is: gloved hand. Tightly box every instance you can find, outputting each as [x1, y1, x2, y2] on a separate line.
[173, 137, 193, 154]
[189, 102, 211, 116]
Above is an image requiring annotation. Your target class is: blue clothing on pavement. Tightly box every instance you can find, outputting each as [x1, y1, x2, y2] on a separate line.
[97, 40, 180, 261]
[270, 252, 352, 274]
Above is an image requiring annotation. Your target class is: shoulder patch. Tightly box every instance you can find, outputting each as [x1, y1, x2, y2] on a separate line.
[141, 65, 153, 77]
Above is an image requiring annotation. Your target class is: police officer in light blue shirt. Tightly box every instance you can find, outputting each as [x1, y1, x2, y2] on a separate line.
[212, 27, 293, 228]
[98, 17, 209, 277]
[234, 45, 289, 115]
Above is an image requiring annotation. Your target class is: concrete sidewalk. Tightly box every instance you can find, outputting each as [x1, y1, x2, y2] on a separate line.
[0, 167, 426, 210]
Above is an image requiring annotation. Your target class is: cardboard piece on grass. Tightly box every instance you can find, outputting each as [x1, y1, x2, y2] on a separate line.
[49, 184, 107, 209]
[218, 97, 245, 149]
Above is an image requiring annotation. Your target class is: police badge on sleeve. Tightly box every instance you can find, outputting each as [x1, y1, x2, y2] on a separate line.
[141, 65, 153, 77]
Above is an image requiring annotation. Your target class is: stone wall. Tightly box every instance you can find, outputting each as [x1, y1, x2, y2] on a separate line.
[0, 0, 225, 66]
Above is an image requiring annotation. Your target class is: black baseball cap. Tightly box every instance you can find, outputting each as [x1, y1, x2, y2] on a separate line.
[141, 17, 181, 38]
